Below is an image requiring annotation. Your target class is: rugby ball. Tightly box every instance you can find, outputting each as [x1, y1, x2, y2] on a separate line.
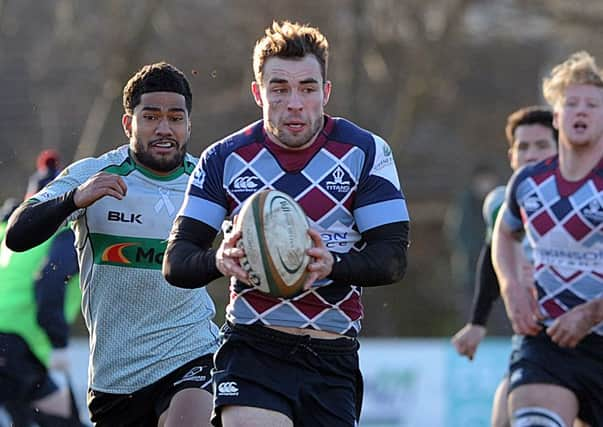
[235, 189, 311, 298]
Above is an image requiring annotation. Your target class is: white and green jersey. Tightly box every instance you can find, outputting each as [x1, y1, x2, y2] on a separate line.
[482, 185, 506, 245]
[482, 184, 532, 260]
[32, 145, 219, 393]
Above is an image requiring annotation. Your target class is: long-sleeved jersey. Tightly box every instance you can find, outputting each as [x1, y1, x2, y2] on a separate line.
[177, 117, 409, 337]
[7, 145, 219, 393]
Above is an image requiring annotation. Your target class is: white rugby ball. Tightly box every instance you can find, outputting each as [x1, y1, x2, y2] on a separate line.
[235, 189, 311, 298]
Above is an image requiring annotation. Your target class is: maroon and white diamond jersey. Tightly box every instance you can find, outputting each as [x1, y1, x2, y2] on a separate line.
[180, 116, 409, 337]
[502, 155, 603, 335]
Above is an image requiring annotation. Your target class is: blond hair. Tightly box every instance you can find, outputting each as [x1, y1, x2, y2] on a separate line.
[542, 51, 603, 108]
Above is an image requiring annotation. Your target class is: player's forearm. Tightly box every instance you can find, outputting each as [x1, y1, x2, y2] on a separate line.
[470, 244, 500, 326]
[5, 189, 77, 252]
[163, 216, 222, 288]
[329, 221, 409, 287]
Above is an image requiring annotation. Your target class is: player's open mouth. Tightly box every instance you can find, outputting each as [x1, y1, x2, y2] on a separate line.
[573, 121, 587, 132]
[151, 140, 177, 150]
[285, 122, 305, 132]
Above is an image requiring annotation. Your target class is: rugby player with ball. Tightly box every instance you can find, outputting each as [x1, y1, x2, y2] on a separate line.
[163, 21, 410, 427]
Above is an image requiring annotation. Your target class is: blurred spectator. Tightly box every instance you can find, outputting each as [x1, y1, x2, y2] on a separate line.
[0, 151, 83, 427]
[25, 149, 61, 199]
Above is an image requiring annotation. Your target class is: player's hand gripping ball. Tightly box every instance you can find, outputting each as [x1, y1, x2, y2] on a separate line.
[235, 189, 311, 298]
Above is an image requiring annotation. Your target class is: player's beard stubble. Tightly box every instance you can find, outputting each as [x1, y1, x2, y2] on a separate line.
[132, 138, 188, 173]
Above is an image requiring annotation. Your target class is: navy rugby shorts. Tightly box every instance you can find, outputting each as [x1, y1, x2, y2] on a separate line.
[211, 322, 363, 427]
[88, 353, 213, 427]
[508, 331, 603, 426]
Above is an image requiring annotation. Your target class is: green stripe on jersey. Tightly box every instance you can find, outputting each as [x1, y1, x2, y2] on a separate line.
[102, 152, 195, 180]
[90, 233, 167, 270]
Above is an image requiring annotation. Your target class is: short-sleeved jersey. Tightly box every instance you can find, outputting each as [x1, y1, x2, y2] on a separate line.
[32, 145, 219, 393]
[483, 185, 506, 244]
[180, 117, 409, 337]
[502, 155, 603, 336]
[484, 185, 532, 260]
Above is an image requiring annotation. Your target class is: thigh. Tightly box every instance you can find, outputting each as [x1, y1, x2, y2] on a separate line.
[221, 406, 293, 427]
[491, 377, 510, 427]
[212, 337, 294, 424]
[509, 332, 603, 426]
[509, 383, 578, 427]
[159, 388, 212, 427]
[156, 354, 214, 418]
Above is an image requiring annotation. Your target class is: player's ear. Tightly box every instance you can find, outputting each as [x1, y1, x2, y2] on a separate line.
[251, 81, 263, 108]
[122, 114, 133, 139]
[322, 80, 332, 106]
[552, 110, 559, 129]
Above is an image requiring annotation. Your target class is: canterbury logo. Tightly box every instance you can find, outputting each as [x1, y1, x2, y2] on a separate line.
[233, 176, 259, 191]
[217, 381, 239, 396]
[101, 243, 137, 264]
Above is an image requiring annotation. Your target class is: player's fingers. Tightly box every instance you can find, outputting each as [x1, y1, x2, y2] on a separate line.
[224, 260, 248, 281]
[530, 302, 546, 322]
[546, 322, 576, 348]
[104, 188, 125, 201]
[115, 176, 128, 194]
[307, 228, 324, 247]
[223, 246, 244, 258]
[512, 315, 538, 336]
[226, 231, 242, 247]
[303, 271, 319, 290]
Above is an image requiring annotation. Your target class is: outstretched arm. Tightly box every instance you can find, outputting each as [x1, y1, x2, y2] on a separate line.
[451, 243, 499, 360]
[6, 190, 78, 251]
[6, 172, 127, 252]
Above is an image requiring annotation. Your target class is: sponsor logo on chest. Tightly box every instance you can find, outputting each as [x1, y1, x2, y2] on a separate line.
[581, 199, 603, 225]
[320, 166, 355, 201]
[107, 211, 142, 224]
[521, 194, 542, 215]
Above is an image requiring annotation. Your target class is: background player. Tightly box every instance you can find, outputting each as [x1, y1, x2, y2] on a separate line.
[493, 51, 603, 427]
[452, 106, 558, 426]
[0, 156, 83, 427]
[5, 62, 219, 427]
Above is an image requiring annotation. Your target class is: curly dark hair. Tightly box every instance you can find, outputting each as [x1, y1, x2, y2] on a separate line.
[123, 62, 192, 114]
[505, 106, 557, 147]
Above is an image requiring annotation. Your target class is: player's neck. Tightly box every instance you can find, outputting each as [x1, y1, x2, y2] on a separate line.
[558, 137, 603, 181]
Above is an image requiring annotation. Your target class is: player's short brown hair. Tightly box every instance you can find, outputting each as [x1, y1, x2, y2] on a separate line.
[253, 21, 329, 84]
[505, 106, 557, 147]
